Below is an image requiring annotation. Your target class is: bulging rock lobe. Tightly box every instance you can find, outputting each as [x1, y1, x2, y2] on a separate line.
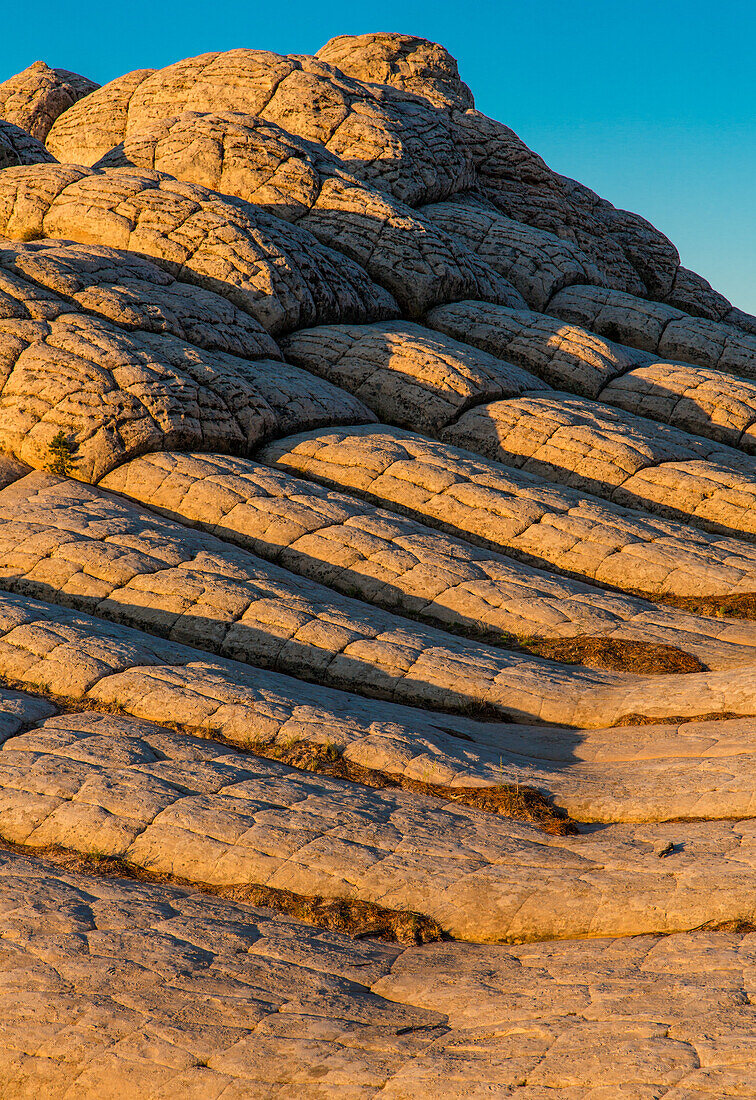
[0, 59, 98, 140]
[317, 32, 476, 109]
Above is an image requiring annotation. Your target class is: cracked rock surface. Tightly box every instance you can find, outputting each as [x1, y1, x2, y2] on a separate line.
[95, 111, 523, 316]
[103, 451, 756, 672]
[1, 596, 756, 825]
[259, 425, 756, 604]
[0, 60, 98, 141]
[0, 238, 283, 358]
[0, 846, 753, 1097]
[45, 50, 475, 206]
[0, 312, 371, 480]
[0, 120, 57, 169]
[420, 193, 604, 311]
[8, 473, 756, 731]
[0, 29, 755, 1096]
[0, 709, 755, 942]
[550, 283, 756, 376]
[0, 164, 398, 333]
[428, 298, 756, 451]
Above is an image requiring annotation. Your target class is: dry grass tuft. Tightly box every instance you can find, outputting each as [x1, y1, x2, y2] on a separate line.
[615, 710, 742, 727]
[519, 636, 705, 674]
[705, 919, 756, 933]
[261, 738, 576, 835]
[644, 592, 756, 621]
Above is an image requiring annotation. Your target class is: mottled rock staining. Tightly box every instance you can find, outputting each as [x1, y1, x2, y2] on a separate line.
[0, 29, 754, 1097]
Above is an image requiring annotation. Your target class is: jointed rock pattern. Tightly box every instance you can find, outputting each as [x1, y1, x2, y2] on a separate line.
[95, 111, 524, 317]
[103, 451, 756, 671]
[428, 299, 756, 452]
[0, 30, 755, 1097]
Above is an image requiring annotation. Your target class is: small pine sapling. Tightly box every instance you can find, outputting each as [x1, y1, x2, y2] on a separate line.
[46, 431, 78, 477]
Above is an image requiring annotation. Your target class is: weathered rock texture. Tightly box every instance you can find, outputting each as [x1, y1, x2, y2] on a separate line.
[0, 847, 753, 1097]
[1, 29, 755, 1097]
[45, 50, 475, 206]
[0, 312, 371, 480]
[317, 32, 476, 109]
[259, 426, 756, 605]
[2, 709, 756, 942]
[0, 60, 98, 140]
[0, 238, 283, 357]
[0, 120, 57, 168]
[428, 299, 756, 451]
[0, 164, 399, 333]
[103, 451, 756, 672]
[94, 111, 524, 316]
[421, 193, 605, 310]
[10, 471, 756, 731]
[549, 282, 756, 375]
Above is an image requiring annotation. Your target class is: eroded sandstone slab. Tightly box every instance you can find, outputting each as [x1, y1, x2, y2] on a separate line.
[316, 32, 475, 109]
[0, 471, 705, 731]
[46, 50, 474, 206]
[0, 314, 371, 480]
[0, 238, 283, 359]
[0, 164, 398, 333]
[259, 425, 756, 607]
[0, 848, 752, 1096]
[550, 282, 756, 377]
[420, 193, 604, 310]
[0, 60, 98, 140]
[0, 120, 57, 168]
[102, 450, 756, 673]
[443, 393, 756, 539]
[281, 319, 538, 432]
[0, 686, 56, 741]
[2, 591, 756, 824]
[428, 299, 756, 451]
[1, 711, 755, 941]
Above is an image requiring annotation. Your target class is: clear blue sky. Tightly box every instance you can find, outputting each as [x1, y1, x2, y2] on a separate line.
[2, 0, 754, 311]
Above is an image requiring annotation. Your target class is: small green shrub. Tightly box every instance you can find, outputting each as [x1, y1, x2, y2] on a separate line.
[46, 432, 78, 477]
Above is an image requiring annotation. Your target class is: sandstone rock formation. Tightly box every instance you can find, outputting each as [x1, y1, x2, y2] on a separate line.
[317, 32, 475, 109]
[0, 30, 755, 1097]
[0, 164, 398, 332]
[0, 238, 283, 357]
[103, 451, 756, 672]
[1, 846, 753, 1097]
[0, 119, 57, 168]
[0, 60, 98, 140]
[95, 111, 525, 315]
[45, 50, 475, 205]
[428, 299, 756, 450]
[260, 426, 756, 606]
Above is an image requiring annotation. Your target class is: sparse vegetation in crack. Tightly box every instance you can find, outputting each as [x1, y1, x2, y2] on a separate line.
[0, 839, 447, 945]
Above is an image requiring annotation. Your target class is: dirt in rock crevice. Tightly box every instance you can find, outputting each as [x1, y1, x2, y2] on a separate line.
[0, 839, 447, 945]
